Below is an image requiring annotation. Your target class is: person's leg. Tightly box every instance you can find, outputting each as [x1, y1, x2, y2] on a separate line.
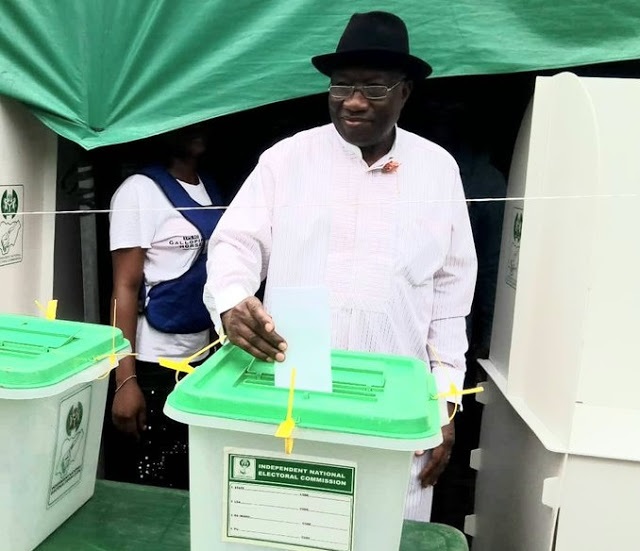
[134, 361, 190, 489]
[404, 451, 434, 522]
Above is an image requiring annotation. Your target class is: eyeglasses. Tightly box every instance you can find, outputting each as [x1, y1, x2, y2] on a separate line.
[328, 80, 404, 100]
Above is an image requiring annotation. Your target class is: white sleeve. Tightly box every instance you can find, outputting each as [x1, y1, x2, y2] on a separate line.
[428, 168, 478, 402]
[204, 158, 274, 331]
[109, 175, 158, 251]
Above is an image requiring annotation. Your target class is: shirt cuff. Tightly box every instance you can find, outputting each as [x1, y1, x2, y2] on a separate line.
[430, 362, 466, 406]
[208, 283, 252, 335]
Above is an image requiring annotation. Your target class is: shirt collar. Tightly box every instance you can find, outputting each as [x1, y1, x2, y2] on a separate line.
[331, 124, 402, 171]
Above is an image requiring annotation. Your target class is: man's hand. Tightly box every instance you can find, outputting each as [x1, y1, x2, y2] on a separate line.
[416, 402, 456, 487]
[221, 297, 287, 362]
[112, 379, 147, 439]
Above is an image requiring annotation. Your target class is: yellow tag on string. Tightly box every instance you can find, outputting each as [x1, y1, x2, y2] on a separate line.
[426, 342, 484, 422]
[159, 334, 228, 381]
[433, 383, 484, 422]
[35, 299, 58, 320]
[160, 358, 196, 375]
[434, 383, 485, 401]
[275, 368, 297, 454]
[95, 299, 137, 378]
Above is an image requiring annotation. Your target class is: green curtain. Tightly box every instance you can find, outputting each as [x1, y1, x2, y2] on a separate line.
[1, 0, 639, 149]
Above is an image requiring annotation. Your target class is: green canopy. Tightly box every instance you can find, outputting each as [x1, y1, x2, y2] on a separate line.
[1, 0, 639, 149]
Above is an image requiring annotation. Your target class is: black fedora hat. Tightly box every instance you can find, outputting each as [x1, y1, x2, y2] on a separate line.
[312, 11, 432, 81]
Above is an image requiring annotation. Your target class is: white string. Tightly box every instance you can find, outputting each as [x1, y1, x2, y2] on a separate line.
[10, 192, 640, 216]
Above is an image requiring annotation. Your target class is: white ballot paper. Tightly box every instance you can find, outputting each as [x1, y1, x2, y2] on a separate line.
[268, 286, 333, 393]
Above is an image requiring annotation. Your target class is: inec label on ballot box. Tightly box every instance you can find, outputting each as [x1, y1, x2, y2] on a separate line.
[48, 385, 92, 507]
[224, 448, 356, 551]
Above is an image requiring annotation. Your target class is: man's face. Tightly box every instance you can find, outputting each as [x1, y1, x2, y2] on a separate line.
[178, 123, 207, 158]
[328, 67, 412, 149]
[166, 123, 207, 160]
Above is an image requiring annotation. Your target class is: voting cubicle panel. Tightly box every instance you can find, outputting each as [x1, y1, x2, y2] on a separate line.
[469, 74, 640, 549]
[465, 378, 562, 551]
[469, 377, 640, 551]
[0, 95, 57, 314]
[481, 73, 640, 460]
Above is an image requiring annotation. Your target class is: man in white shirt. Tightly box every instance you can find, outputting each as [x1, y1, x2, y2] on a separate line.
[203, 11, 477, 521]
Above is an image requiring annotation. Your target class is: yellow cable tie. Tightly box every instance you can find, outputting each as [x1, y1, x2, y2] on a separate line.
[184, 336, 224, 364]
[94, 298, 138, 378]
[433, 383, 485, 401]
[35, 299, 58, 320]
[158, 335, 226, 380]
[159, 357, 196, 375]
[432, 383, 484, 422]
[275, 368, 297, 454]
[94, 352, 138, 379]
[284, 437, 294, 455]
[106, 299, 119, 368]
[425, 342, 484, 422]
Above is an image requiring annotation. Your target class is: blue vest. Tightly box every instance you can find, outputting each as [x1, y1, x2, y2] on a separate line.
[139, 165, 223, 334]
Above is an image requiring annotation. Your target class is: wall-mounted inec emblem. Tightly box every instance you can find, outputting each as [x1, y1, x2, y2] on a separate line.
[0, 185, 23, 266]
[505, 207, 523, 290]
[1, 189, 18, 219]
[513, 210, 523, 244]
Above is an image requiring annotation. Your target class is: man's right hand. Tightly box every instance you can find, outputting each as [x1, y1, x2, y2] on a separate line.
[112, 379, 147, 439]
[221, 297, 287, 362]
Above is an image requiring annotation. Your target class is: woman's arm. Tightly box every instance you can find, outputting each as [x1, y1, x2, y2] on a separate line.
[111, 247, 147, 438]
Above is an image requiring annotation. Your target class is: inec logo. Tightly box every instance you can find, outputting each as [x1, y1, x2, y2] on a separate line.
[1, 189, 18, 220]
[0, 186, 22, 262]
[512, 210, 523, 244]
[56, 400, 86, 480]
[505, 207, 523, 290]
[233, 456, 256, 480]
[66, 402, 84, 436]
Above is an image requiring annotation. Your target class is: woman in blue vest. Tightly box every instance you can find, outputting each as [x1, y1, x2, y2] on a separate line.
[107, 124, 223, 488]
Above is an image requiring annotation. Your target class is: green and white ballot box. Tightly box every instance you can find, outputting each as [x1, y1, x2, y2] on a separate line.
[164, 344, 443, 551]
[0, 314, 129, 551]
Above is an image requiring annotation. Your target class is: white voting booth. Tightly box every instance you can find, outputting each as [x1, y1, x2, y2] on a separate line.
[467, 73, 640, 550]
[0, 96, 57, 314]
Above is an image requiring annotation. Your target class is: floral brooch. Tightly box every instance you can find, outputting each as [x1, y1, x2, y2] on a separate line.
[382, 160, 400, 174]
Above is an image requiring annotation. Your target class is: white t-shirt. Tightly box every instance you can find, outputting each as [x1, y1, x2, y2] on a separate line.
[109, 173, 213, 361]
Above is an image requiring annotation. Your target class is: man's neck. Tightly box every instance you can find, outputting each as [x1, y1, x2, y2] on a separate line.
[359, 129, 396, 166]
[168, 158, 199, 185]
